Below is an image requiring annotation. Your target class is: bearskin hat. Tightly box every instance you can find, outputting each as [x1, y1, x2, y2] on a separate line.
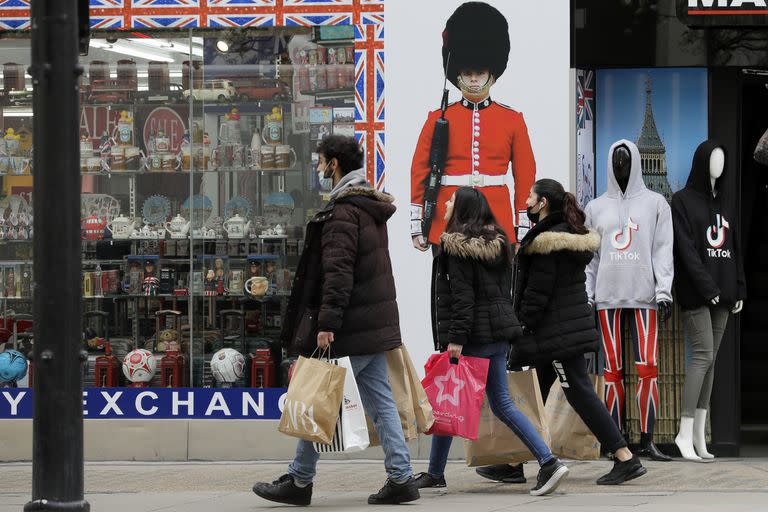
[442, 2, 511, 88]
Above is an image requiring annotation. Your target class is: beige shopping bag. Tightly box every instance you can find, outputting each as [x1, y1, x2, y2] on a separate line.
[368, 345, 435, 446]
[464, 369, 550, 466]
[545, 375, 604, 461]
[278, 355, 346, 445]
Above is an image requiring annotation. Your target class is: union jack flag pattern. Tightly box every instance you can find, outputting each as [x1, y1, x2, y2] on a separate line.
[577, 69, 594, 130]
[599, 308, 660, 434]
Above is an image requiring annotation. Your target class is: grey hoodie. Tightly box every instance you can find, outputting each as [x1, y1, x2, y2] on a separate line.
[585, 140, 674, 310]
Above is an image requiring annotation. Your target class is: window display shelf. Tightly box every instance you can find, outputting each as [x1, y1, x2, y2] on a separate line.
[83, 293, 289, 301]
[81, 167, 299, 176]
[299, 87, 354, 99]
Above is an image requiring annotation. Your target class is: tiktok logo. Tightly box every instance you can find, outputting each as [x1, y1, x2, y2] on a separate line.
[706, 215, 730, 249]
[610, 217, 639, 251]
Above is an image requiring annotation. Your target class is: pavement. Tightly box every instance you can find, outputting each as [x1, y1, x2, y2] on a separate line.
[2, 458, 768, 511]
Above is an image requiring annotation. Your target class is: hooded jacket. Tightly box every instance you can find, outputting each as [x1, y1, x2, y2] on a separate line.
[431, 231, 522, 350]
[584, 140, 674, 311]
[671, 140, 746, 310]
[280, 184, 402, 357]
[511, 212, 600, 365]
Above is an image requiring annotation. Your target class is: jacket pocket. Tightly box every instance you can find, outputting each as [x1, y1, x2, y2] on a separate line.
[489, 301, 523, 342]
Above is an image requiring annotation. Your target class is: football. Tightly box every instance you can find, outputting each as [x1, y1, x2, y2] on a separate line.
[122, 349, 157, 383]
[210, 348, 245, 385]
[0, 349, 28, 383]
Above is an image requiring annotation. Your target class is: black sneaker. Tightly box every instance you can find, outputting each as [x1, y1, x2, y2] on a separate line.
[252, 474, 312, 506]
[596, 455, 647, 485]
[368, 477, 421, 505]
[529, 459, 569, 496]
[475, 463, 527, 484]
[413, 472, 447, 489]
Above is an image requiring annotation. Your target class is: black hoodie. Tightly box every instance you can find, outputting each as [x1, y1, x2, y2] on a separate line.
[671, 140, 746, 310]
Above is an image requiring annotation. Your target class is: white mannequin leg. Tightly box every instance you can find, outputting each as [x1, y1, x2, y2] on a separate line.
[675, 417, 701, 461]
[694, 408, 715, 459]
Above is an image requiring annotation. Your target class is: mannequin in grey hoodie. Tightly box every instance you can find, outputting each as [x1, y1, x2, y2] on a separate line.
[585, 140, 674, 462]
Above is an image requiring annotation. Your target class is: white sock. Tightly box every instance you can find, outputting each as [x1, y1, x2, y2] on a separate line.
[675, 416, 702, 461]
[694, 408, 715, 459]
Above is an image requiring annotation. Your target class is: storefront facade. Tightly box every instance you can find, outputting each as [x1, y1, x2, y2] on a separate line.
[573, 0, 768, 456]
[0, 0, 388, 460]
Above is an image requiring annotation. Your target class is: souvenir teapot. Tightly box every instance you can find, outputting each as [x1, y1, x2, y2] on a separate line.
[165, 214, 191, 239]
[106, 214, 136, 240]
[223, 214, 251, 239]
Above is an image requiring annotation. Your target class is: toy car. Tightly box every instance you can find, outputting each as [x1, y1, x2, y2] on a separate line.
[183, 79, 237, 103]
[7, 89, 32, 106]
[89, 79, 135, 104]
[235, 78, 292, 102]
[135, 83, 185, 104]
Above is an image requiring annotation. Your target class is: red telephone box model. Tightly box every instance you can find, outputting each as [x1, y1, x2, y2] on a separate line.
[156, 310, 187, 387]
[250, 348, 276, 388]
[94, 342, 120, 387]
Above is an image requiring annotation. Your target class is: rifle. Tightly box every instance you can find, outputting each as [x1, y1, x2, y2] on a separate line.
[421, 54, 451, 239]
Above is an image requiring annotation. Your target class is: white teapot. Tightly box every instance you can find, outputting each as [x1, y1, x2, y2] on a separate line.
[165, 214, 190, 239]
[107, 214, 136, 240]
[223, 214, 251, 239]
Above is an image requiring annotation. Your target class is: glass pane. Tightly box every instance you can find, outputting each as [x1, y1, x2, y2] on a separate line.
[0, 27, 356, 390]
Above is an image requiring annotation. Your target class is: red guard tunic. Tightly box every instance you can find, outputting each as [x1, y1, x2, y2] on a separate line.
[411, 97, 537, 244]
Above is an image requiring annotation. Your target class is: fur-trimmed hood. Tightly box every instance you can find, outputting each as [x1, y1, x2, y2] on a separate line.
[440, 232, 507, 263]
[333, 185, 396, 224]
[524, 230, 600, 255]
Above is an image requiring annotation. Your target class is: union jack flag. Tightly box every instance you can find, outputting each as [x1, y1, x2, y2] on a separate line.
[577, 70, 594, 130]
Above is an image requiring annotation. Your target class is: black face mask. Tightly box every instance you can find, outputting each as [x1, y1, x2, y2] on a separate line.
[526, 202, 543, 224]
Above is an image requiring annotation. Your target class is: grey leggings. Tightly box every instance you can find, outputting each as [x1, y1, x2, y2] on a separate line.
[681, 306, 730, 417]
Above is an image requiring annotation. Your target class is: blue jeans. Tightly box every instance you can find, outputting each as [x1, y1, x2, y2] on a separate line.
[288, 352, 413, 485]
[427, 342, 554, 477]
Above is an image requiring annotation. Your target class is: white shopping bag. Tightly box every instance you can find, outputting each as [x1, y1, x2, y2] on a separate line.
[314, 356, 370, 453]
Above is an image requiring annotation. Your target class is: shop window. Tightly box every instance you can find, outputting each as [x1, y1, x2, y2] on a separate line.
[0, 27, 355, 390]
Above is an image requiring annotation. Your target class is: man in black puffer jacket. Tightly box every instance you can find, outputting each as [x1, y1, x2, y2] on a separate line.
[253, 136, 419, 507]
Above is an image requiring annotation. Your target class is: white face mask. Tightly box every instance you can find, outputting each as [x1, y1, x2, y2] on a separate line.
[457, 74, 495, 103]
[317, 162, 333, 191]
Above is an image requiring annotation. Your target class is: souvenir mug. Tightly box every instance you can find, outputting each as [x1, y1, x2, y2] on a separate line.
[245, 276, 269, 297]
[275, 145, 297, 169]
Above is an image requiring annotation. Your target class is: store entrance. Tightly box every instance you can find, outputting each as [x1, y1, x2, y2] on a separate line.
[739, 73, 768, 453]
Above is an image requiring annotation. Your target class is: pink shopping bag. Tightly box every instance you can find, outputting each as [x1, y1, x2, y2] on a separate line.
[422, 352, 490, 441]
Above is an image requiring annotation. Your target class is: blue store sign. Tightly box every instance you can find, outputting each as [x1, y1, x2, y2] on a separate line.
[0, 388, 288, 420]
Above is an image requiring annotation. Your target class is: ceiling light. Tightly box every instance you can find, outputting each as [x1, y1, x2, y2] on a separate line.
[4, 109, 33, 117]
[128, 38, 204, 58]
[89, 40, 175, 63]
[216, 40, 229, 53]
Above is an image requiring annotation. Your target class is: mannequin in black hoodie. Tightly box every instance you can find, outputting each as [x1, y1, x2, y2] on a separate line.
[671, 140, 746, 462]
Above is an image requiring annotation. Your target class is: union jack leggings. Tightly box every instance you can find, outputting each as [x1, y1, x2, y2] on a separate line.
[598, 308, 659, 435]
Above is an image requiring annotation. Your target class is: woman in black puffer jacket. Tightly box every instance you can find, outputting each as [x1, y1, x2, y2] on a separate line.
[415, 187, 569, 498]
[513, 178, 646, 486]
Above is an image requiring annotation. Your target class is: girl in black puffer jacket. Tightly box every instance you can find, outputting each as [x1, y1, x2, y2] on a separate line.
[514, 178, 646, 486]
[415, 187, 569, 498]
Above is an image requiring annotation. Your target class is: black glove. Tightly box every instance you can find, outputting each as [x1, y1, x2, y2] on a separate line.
[657, 301, 672, 322]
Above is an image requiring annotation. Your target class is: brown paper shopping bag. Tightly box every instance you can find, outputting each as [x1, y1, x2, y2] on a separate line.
[545, 375, 604, 461]
[397, 345, 435, 433]
[368, 345, 434, 446]
[278, 355, 346, 445]
[464, 369, 550, 467]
